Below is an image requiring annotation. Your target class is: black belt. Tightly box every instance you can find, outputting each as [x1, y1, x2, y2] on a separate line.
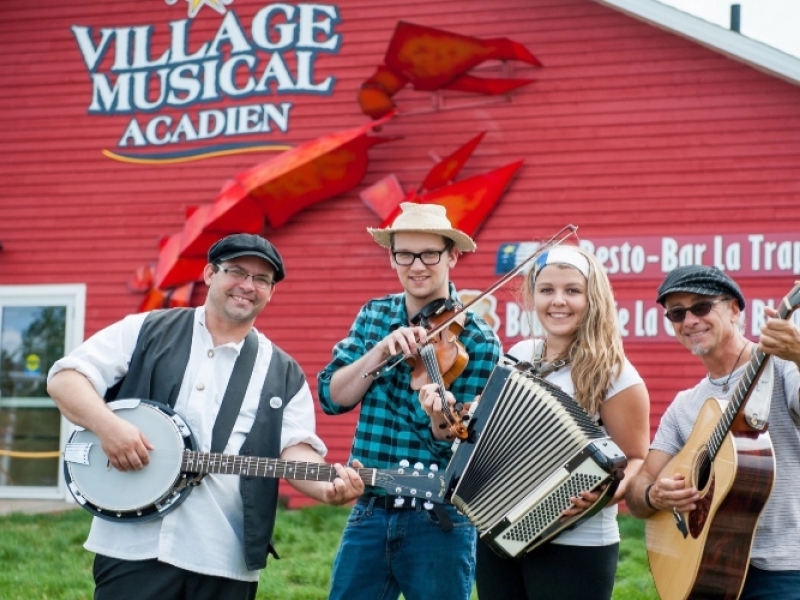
[357, 495, 455, 532]
[358, 494, 427, 511]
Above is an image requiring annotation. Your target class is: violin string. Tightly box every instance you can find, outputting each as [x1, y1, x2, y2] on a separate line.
[420, 345, 453, 422]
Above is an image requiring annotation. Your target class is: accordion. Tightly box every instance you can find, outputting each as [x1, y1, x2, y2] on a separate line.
[444, 358, 627, 558]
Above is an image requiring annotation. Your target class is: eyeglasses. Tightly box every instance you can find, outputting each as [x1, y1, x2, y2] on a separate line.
[664, 298, 729, 323]
[392, 249, 448, 266]
[218, 266, 274, 290]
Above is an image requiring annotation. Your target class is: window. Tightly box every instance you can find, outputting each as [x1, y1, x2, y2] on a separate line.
[0, 285, 85, 499]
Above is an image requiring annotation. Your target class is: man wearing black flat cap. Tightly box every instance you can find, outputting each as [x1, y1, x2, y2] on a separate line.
[626, 265, 800, 599]
[47, 233, 364, 600]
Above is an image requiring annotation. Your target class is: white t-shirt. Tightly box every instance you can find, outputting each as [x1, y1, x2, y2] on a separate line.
[48, 307, 326, 581]
[506, 338, 643, 547]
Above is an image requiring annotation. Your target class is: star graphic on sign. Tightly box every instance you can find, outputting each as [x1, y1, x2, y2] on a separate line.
[164, 0, 233, 18]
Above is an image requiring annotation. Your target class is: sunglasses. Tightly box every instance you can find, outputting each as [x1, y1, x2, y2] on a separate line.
[664, 298, 729, 323]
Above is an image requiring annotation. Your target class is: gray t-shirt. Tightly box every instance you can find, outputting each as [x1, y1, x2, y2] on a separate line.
[651, 356, 800, 570]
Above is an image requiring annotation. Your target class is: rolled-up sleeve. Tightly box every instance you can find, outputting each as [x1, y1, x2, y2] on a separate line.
[47, 312, 148, 396]
[317, 307, 372, 416]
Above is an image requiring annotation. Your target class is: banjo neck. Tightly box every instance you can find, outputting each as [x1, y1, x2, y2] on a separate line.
[65, 400, 447, 523]
[183, 451, 380, 485]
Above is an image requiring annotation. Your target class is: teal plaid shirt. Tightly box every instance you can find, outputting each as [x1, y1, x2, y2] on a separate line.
[317, 285, 501, 488]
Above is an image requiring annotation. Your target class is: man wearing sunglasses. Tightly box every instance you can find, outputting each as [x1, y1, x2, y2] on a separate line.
[625, 265, 800, 599]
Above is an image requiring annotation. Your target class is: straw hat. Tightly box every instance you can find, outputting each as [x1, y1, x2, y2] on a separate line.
[367, 202, 476, 252]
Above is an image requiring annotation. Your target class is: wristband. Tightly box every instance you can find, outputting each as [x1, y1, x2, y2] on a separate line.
[644, 482, 657, 511]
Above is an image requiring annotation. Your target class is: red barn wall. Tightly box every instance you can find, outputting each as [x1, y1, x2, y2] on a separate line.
[1, 0, 799, 506]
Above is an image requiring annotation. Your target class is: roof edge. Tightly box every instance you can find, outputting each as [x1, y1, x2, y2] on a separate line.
[593, 0, 800, 87]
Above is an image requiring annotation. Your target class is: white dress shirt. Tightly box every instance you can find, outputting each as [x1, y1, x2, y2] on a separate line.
[48, 307, 326, 581]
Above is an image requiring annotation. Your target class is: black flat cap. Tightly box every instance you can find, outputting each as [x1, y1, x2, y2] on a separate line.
[656, 265, 744, 309]
[208, 233, 285, 282]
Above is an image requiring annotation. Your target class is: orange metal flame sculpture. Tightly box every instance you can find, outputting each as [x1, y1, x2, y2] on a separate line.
[130, 116, 395, 310]
[360, 132, 523, 239]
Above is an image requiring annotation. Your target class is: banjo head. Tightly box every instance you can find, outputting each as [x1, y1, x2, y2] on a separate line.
[64, 399, 198, 522]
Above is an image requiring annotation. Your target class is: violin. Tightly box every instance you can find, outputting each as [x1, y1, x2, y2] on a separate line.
[408, 298, 468, 391]
[411, 298, 471, 440]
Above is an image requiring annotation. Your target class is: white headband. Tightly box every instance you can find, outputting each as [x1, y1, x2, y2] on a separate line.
[532, 245, 590, 280]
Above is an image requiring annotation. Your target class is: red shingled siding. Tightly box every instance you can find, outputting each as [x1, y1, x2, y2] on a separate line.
[1, 0, 799, 506]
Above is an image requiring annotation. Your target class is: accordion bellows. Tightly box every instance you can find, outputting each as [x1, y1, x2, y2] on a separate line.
[444, 359, 627, 557]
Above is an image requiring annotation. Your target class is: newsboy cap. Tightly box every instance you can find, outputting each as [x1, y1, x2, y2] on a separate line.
[208, 233, 285, 282]
[656, 265, 744, 309]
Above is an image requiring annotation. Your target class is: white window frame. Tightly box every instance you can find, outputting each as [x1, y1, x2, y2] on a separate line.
[0, 284, 86, 499]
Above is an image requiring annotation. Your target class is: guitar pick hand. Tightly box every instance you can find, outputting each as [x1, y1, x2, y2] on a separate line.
[650, 473, 699, 513]
[95, 410, 154, 472]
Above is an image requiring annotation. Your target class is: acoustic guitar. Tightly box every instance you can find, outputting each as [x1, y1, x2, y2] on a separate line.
[646, 282, 800, 600]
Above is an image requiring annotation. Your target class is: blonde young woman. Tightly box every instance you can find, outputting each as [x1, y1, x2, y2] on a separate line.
[421, 244, 650, 600]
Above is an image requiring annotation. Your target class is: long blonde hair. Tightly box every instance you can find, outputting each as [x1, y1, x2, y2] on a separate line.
[524, 245, 625, 415]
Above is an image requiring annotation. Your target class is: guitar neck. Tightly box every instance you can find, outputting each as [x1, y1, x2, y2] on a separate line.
[710, 296, 796, 458]
[182, 451, 378, 484]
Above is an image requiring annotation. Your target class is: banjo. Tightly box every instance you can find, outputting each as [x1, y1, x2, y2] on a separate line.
[63, 399, 447, 522]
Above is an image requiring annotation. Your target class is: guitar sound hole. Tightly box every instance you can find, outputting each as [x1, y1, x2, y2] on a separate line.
[695, 448, 712, 491]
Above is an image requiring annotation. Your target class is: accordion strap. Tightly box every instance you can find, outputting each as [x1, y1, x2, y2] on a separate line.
[531, 339, 570, 378]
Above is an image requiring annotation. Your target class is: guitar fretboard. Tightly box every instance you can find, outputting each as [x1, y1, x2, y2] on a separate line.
[181, 451, 377, 485]
[708, 292, 798, 460]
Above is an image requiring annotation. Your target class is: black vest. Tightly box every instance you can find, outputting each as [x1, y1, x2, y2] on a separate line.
[106, 308, 306, 570]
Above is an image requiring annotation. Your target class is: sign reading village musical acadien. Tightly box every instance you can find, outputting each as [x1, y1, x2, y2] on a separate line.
[72, 2, 341, 162]
[497, 231, 800, 342]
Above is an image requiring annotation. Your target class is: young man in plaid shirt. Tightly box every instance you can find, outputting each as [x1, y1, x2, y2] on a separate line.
[318, 203, 501, 600]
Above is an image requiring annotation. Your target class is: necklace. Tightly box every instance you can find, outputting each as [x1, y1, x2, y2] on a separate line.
[707, 342, 748, 393]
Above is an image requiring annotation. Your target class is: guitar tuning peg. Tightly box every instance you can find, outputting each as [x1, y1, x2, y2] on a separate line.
[394, 497, 406, 508]
[399, 459, 410, 468]
[413, 462, 424, 471]
[424, 501, 434, 510]
[429, 464, 439, 472]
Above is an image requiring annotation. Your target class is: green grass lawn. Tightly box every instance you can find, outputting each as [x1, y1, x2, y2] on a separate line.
[0, 506, 658, 599]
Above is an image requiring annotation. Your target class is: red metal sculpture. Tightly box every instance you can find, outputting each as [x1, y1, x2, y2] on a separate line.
[129, 21, 538, 311]
[359, 21, 542, 119]
[130, 115, 394, 310]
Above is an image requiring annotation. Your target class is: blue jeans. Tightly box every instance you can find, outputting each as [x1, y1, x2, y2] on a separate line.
[741, 566, 800, 600]
[328, 497, 476, 600]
